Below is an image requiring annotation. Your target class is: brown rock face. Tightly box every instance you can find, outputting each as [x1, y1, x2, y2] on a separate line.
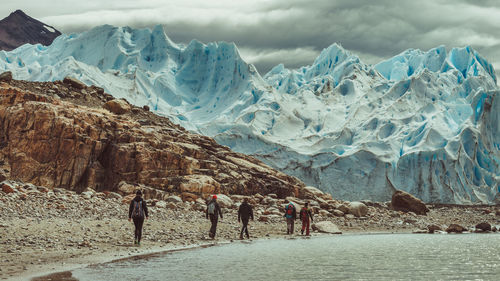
[446, 224, 467, 233]
[0, 80, 305, 198]
[391, 190, 429, 215]
[0, 10, 61, 51]
[104, 99, 132, 115]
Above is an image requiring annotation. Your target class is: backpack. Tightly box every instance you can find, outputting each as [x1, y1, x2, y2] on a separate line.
[286, 204, 294, 215]
[132, 200, 144, 219]
[208, 201, 216, 215]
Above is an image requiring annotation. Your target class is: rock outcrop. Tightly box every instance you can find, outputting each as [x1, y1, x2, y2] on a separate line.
[0, 79, 306, 199]
[391, 190, 429, 215]
[446, 224, 467, 233]
[311, 221, 342, 234]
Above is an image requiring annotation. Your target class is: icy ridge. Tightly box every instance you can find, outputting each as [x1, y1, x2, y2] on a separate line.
[0, 25, 498, 204]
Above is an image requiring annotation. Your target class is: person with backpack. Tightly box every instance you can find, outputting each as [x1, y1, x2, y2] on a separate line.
[206, 195, 223, 239]
[128, 190, 149, 245]
[238, 198, 254, 239]
[283, 200, 297, 235]
[299, 202, 314, 236]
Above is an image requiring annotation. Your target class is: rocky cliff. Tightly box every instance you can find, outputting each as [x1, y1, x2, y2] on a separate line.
[0, 74, 309, 200]
[0, 10, 61, 51]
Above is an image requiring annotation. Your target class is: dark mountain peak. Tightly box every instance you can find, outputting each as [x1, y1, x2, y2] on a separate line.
[0, 10, 61, 51]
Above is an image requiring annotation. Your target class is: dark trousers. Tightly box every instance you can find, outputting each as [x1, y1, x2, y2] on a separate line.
[240, 218, 249, 238]
[286, 218, 295, 234]
[133, 217, 144, 242]
[209, 214, 218, 238]
[301, 218, 310, 235]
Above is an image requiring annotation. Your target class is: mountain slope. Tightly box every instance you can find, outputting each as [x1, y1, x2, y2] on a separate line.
[0, 10, 61, 51]
[0, 25, 498, 204]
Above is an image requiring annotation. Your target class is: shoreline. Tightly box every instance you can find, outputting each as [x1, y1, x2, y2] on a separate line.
[1, 186, 499, 280]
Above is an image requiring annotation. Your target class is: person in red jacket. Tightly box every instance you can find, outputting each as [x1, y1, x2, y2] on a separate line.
[300, 202, 314, 236]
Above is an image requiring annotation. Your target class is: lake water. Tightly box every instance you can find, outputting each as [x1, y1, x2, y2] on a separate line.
[71, 233, 500, 281]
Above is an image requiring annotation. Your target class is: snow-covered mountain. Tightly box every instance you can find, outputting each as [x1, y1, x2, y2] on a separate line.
[1, 25, 498, 204]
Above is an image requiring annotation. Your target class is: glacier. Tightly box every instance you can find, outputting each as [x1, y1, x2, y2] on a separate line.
[1, 25, 498, 204]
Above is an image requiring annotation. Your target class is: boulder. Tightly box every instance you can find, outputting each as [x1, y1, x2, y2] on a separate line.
[1, 182, 15, 194]
[215, 194, 233, 208]
[122, 194, 135, 204]
[337, 204, 350, 214]
[258, 215, 269, 222]
[106, 192, 122, 199]
[391, 190, 429, 215]
[63, 76, 86, 89]
[155, 200, 167, 208]
[104, 99, 131, 115]
[0, 71, 13, 83]
[318, 210, 331, 217]
[0, 171, 6, 182]
[311, 221, 342, 234]
[492, 226, 497, 232]
[475, 222, 491, 232]
[496, 209, 500, 216]
[181, 192, 198, 202]
[143, 105, 150, 111]
[180, 175, 220, 194]
[332, 210, 344, 217]
[166, 202, 178, 209]
[301, 186, 325, 199]
[427, 224, 442, 234]
[165, 195, 182, 203]
[446, 224, 467, 233]
[348, 201, 368, 217]
[118, 181, 137, 195]
[81, 191, 94, 199]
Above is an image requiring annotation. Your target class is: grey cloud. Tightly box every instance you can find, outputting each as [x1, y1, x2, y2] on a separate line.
[0, 0, 498, 77]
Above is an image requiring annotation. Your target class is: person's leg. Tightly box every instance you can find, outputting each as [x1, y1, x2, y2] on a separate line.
[291, 219, 294, 234]
[133, 218, 140, 243]
[286, 219, 291, 234]
[301, 219, 306, 235]
[306, 218, 310, 236]
[243, 218, 249, 238]
[137, 217, 144, 243]
[209, 215, 216, 238]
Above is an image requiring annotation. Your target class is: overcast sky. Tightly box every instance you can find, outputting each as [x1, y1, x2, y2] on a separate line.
[1, 0, 499, 77]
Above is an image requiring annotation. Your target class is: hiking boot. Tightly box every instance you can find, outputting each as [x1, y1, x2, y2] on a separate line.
[134, 239, 138, 245]
[239, 234, 244, 240]
[301, 230, 304, 235]
[137, 241, 141, 246]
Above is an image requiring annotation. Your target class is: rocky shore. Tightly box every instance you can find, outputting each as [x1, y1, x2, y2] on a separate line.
[1, 181, 499, 280]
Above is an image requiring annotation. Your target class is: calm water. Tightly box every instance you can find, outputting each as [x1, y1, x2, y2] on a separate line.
[72, 234, 500, 281]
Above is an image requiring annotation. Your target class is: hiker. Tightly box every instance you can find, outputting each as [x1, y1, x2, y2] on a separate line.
[283, 200, 297, 235]
[300, 202, 314, 236]
[206, 195, 223, 239]
[238, 198, 254, 239]
[128, 190, 149, 245]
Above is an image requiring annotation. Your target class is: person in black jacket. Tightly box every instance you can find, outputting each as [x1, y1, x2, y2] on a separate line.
[128, 190, 149, 245]
[206, 195, 223, 239]
[238, 198, 254, 239]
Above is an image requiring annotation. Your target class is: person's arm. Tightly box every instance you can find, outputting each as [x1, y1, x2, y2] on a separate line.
[205, 204, 208, 219]
[128, 200, 134, 220]
[143, 200, 149, 218]
[217, 203, 223, 219]
[238, 205, 241, 222]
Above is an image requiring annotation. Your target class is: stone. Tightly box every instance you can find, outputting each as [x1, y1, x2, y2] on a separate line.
[0, 71, 13, 83]
[348, 201, 368, 217]
[337, 204, 350, 214]
[332, 210, 344, 217]
[492, 226, 497, 232]
[143, 105, 150, 111]
[318, 210, 331, 217]
[181, 192, 198, 202]
[165, 195, 182, 203]
[106, 192, 122, 199]
[446, 224, 467, 233]
[215, 194, 233, 208]
[475, 222, 491, 232]
[427, 224, 442, 233]
[311, 221, 342, 234]
[258, 216, 269, 222]
[301, 186, 325, 199]
[63, 76, 86, 89]
[1, 183, 15, 194]
[155, 201, 167, 208]
[179, 175, 220, 194]
[345, 214, 355, 219]
[121, 194, 135, 204]
[391, 190, 429, 215]
[104, 99, 131, 115]
[495, 209, 500, 216]
[81, 191, 94, 199]
[166, 202, 177, 209]
[118, 181, 137, 195]
[0, 171, 6, 182]
[413, 229, 427, 234]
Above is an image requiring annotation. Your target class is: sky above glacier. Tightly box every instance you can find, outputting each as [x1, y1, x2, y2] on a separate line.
[1, 0, 499, 78]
